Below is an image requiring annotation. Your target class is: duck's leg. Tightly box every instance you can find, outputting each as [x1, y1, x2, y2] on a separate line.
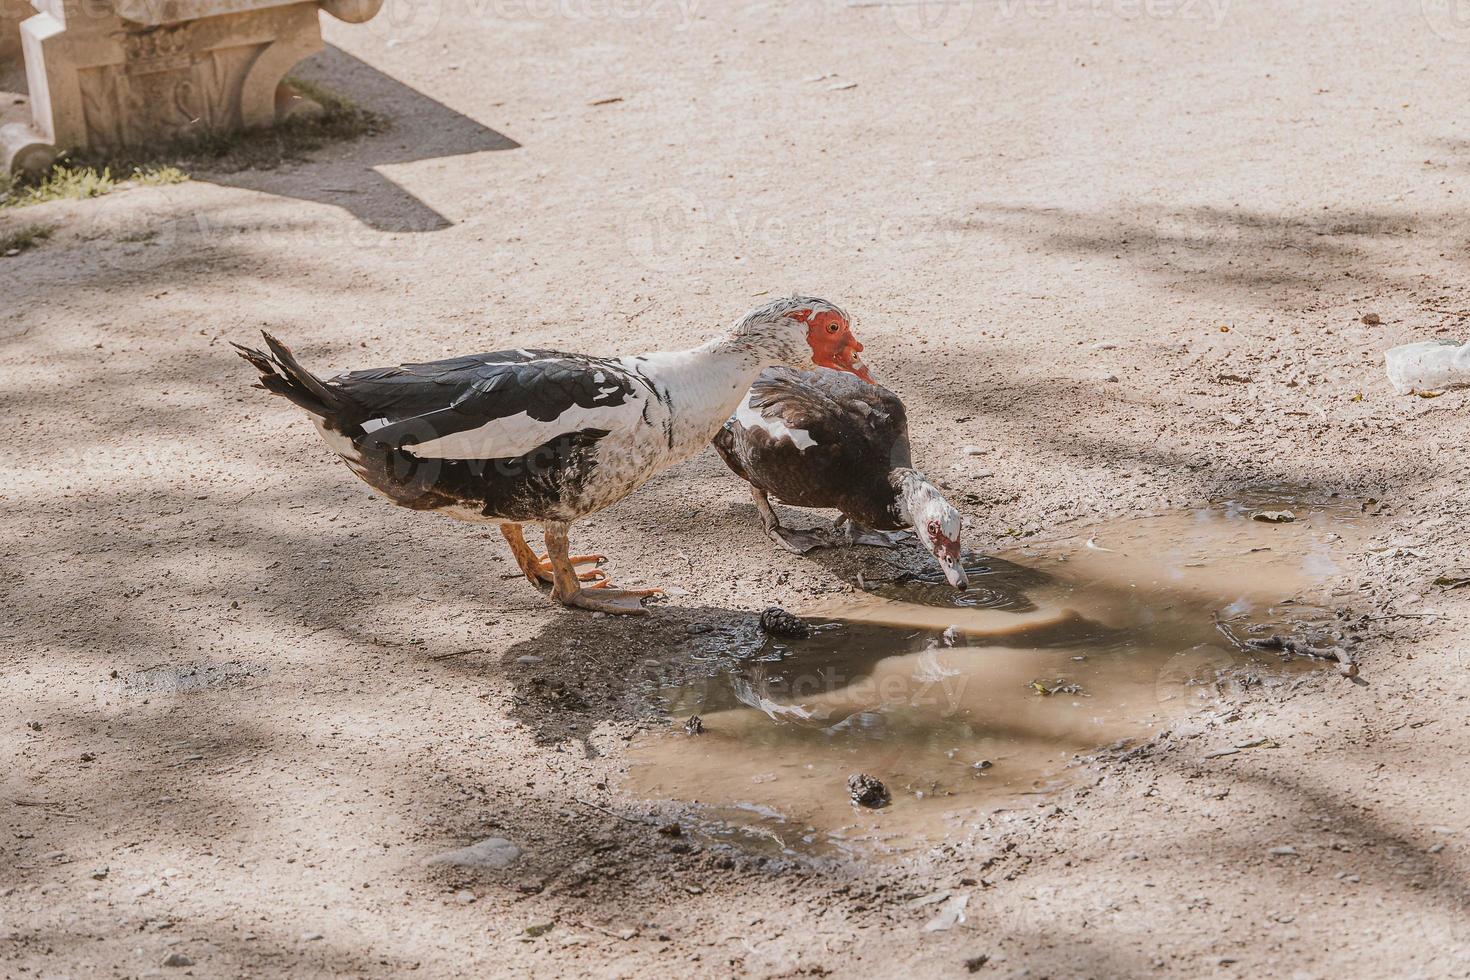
[832, 514, 911, 549]
[500, 524, 606, 587]
[544, 522, 661, 615]
[750, 486, 829, 554]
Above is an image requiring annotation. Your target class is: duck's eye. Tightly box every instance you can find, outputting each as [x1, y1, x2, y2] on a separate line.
[827, 322, 841, 334]
[927, 520, 941, 538]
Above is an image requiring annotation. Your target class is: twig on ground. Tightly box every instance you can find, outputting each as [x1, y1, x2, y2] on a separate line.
[9, 799, 80, 819]
[428, 648, 487, 661]
[573, 798, 644, 825]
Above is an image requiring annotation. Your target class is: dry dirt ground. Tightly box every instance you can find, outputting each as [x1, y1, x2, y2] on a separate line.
[3, 1, 1470, 977]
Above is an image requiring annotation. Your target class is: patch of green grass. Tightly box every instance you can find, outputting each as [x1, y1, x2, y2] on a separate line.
[0, 223, 55, 255]
[1, 164, 186, 210]
[0, 79, 384, 209]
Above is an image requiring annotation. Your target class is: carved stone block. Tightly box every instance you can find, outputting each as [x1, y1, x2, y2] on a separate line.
[1, 0, 381, 176]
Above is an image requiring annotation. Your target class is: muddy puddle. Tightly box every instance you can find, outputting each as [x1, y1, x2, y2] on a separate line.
[626, 492, 1371, 859]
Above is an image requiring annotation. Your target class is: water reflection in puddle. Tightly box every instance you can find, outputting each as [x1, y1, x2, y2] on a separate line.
[627, 493, 1371, 859]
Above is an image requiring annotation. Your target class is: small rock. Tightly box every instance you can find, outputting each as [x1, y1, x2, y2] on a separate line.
[847, 773, 890, 808]
[132, 884, 154, 898]
[961, 445, 988, 456]
[759, 607, 810, 639]
[972, 760, 993, 771]
[1430, 825, 1455, 835]
[922, 892, 969, 932]
[161, 952, 193, 968]
[683, 716, 704, 736]
[657, 823, 683, 837]
[1361, 312, 1382, 326]
[1268, 846, 1298, 856]
[454, 889, 476, 905]
[1429, 842, 1446, 854]
[301, 932, 323, 942]
[522, 922, 554, 939]
[424, 837, 522, 870]
[89, 867, 109, 881]
[25, 721, 41, 732]
[965, 954, 990, 972]
[1252, 510, 1296, 524]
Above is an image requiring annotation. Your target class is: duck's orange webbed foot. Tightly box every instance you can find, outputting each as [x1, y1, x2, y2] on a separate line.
[542, 523, 663, 615]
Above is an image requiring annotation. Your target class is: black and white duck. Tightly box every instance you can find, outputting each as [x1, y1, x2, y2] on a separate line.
[234, 296, 870, 615]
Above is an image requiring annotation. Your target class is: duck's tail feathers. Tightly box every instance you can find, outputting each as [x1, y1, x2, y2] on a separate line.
[233, 331, 348, 420]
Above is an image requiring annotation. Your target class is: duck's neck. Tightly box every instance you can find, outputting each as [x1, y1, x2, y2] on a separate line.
[890, 468, 931, 527]
[630, 334, 775, 461]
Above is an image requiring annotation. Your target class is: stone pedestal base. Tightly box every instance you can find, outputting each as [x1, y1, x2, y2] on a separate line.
[1, 0, 381, 177]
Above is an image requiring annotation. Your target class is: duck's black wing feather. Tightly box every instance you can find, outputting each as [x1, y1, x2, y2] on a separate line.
[324, 349, 641, 450]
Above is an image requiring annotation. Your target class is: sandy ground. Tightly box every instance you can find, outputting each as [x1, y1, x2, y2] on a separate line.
[4, 0, 1470, 976]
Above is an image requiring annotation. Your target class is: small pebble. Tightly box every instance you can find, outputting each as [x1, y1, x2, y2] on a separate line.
[161, 952, 193, 968]
[1268, 846, 1298, 856]
[847, 773, 890, 808]
[454, 889, 476, 905]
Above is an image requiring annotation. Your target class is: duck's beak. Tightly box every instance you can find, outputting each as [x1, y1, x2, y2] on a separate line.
[821, 338, 872, 382]
[938, 553, 969, 591]
[930, 537, 968, 590]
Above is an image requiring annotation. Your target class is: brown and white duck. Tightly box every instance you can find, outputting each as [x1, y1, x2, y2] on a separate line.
[713, 366, 969, 589]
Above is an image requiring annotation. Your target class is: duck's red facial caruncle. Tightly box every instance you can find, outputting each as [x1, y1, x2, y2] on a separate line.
[792, 309, 873, 382]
